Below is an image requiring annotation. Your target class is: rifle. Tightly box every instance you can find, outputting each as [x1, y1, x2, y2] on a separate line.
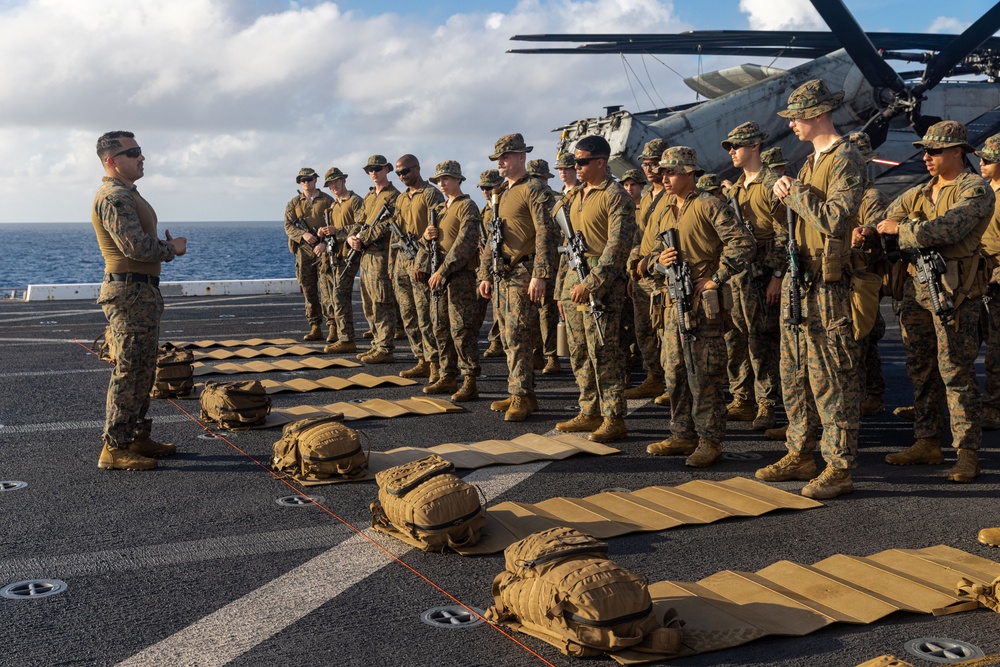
[290, 218, 322, 267]
[488, 192, 506, 317]
[428, 206, 443, 300]
[345, 203, 393, 265]
[728, 195, 755, 237]
[388, 220, 420, 261]
[784, 207, 803, 368]
[913, 248, 954, 325]
[553, 206, 606, 346]
[653, 228, 696, 371]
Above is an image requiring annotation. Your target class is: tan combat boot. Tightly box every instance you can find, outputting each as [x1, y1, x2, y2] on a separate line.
[504, 394, 536, 422]
[764, 425, 788, 441]
[325, 341, 357, 354]
[755, 451, 817, 482]
[978, 527, 1000, 547]
[490, 396, 513, 412]
[542, 356, 561, 375]
[653, 392, 671, 407]
[589, 417, 627, 443]
[130, 437, 176, 458]
[801, 466, 854, 500]
[686, 439, 722, 467]
[423, 375, 458, 395]
[303, 324, 323, 341]
[400, 358, 430, 378]
[885, 437, 943, 466]
[751, 403, 776, 430]
[646, 436, 697, 456]
[892, 405, 915, 421]
[98, 444, 157, 471]
[326, 326, 338, 343]
[947, 448, 980, 483]
[555, 412, 603, 433]
[860, 394, 884, 417]
[451, 376, 478, 402]
[360, 348, 395, 364]
[428, 362, 441, 384]
[624, 374, 665, 400]
[483, 340, 504, 357]
[726, 399, 756, 421]
[856, 656, 915, 667]
[982, 407, 1000, 431]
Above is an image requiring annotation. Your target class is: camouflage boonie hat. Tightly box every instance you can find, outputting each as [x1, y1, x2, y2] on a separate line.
[658, 146, 703, 175]
[697, 173, 722, 192]
[976, 133, 1000, 163]
[777, 79, 845, 120]
[429, 160, 466, 184]
[478, 169, 502, 189]
[913, 120, 975, 153]
[363, 154, 393, 173]
[323, 167, 347, 184]
[489, 133, 533, 160]
[526, 159, 554, 179]
[620, 168, 647, 185]
[296, 167, 319, 183]
[639, 138, 670, 161]
[722, 121, 768, 150]
[760, 146, 788, 167]
[847, 132, 878, 162]
[554, 154, 576, 169]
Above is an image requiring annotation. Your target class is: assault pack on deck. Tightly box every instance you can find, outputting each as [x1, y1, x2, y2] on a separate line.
[150, 343, 194, 398]
[370, 454, 485, 552]
[485, 526, 683, 658]
[199, 380, 271, 429]
[271, 416, 368, 482]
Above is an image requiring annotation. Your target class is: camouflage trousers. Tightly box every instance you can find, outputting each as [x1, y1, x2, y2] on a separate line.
[532, 279, 558, 357]
[858, 310, 886, 398]
[632, 277, 663, 380]
[780, 278, 861, 469]
[430, 269, 481, 378]
[726, 269, 781, 406]
[360, 274, 374, 332]
[899, 279, 981, 450]
[360, 248, 396, 353]
[393, 256, 438, 363]
[318, 256, 359, 343]
[562, 272, 627, 418]
[295, 248, 326, 326]
[983, 289, 1000, 410]
[659, 290, 728, 442]
[497, 261, 539, 396]
[98, 280, 163, 449]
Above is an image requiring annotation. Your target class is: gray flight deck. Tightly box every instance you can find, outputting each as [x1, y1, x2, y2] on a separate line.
[0, 292, 997, 666]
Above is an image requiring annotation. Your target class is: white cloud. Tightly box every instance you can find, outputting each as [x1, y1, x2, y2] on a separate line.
[739, 0, 824, 30]
[927, 16, 970, 34]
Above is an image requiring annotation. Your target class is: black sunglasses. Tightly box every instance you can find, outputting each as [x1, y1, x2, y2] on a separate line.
[923, 147, 945, 156]
[983, 158, 997, 166]
[574, 156, 605, 166]
[297, 176, 316, 183]
[397, 167, 414, 177]
[480, 186, 493, 192]
[113, 147, 142, 159]
[365, 165, 385, 173]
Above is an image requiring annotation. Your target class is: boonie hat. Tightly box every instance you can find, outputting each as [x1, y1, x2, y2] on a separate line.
[296, 167, 319, 183]
[847, 132, 878, 163]
[697, 173, 722, 192]
[555, 154, 576, 169]
[913, 120, 976, 153]
[324, 167, 348, 184]
[620, 168, 647, 185]
[658, 146, 703, 176]
[489, 133, 533, 161]
[760, 147, 788, 167]
[777, 79, 845, 120]
[976, 133, 1000, 163]
[478, 169, 502, 189]
[363, 154, 393, 173]
[429, 160, 466, 184]
[722, 121, 768, 150]
[526, 159, 554, 179]
[639, 138, 670, 161]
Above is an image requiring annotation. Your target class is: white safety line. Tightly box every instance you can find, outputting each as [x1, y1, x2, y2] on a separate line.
[0, 415, 190, 434]
[0, 367, 108, 378]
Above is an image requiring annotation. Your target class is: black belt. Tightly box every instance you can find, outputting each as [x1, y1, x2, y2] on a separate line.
[107, 273, 160, 287]
[502, 254, 535, 267]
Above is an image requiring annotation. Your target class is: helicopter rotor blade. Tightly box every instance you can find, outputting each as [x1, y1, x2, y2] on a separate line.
[920, 3, 1000, 91]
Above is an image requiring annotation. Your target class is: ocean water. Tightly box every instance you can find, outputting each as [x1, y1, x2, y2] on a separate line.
[0, 221, 296, 290]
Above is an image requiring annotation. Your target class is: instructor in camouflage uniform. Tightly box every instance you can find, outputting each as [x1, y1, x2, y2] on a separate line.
[284, 167, 335, 342]
[92, 131, 186, 471]
[553, 136, 637, 443]
[478, 133, 556, 421]
[755, 79, 867, 499]
[424, 161, 483, 401]
[867, 121, 994, 484]
[317, 166, 365, 354]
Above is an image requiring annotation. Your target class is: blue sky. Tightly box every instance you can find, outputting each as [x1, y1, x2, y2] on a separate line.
[0, 0, 994, 223]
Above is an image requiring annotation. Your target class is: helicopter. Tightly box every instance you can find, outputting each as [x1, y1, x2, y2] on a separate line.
[509, 0, 1000, 198]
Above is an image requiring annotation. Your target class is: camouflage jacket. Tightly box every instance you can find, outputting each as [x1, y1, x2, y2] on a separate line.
[419, 195, 482, 277]
[478, 175, 557, 281]
[284, 190, 334, 245]
[325, 191, 366, 257]
[724, 165, 788, 273]
[360, 183, 401, 248]
[92, 176, 175, 276]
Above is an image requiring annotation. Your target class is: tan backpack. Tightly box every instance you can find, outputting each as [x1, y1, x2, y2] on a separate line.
[485, 526, 681, 658]
[370, 454, 485, 552]
[150, 343, 194, 398]
[199, 380, 271, 429]
[271, 416, 368, 482]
